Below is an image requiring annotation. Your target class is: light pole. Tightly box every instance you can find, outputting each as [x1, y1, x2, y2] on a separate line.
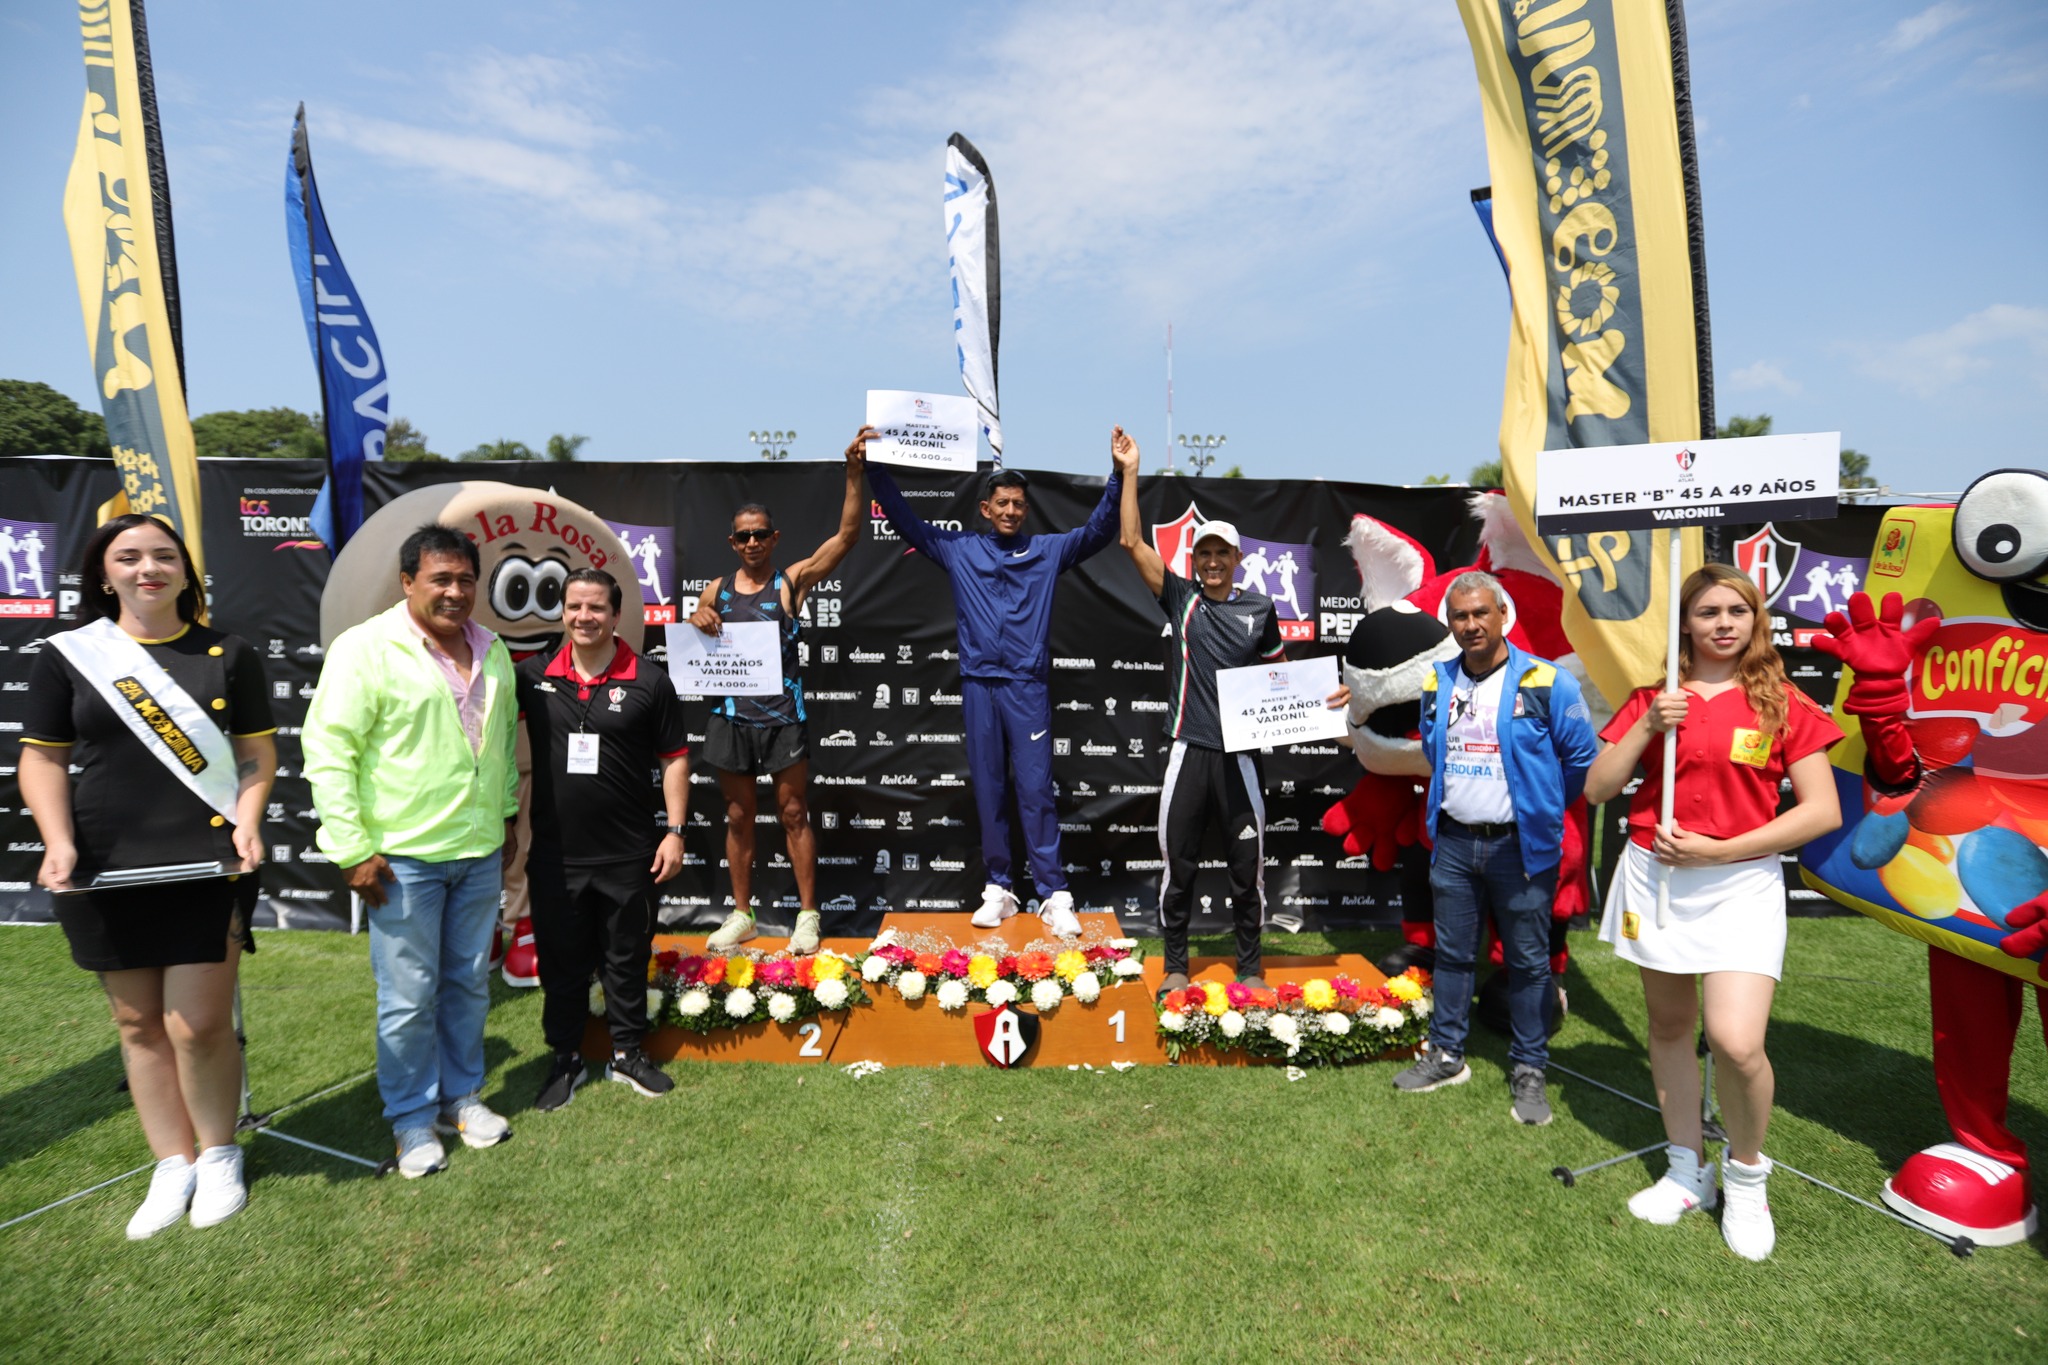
[749, 429, 795, 460]
[1176, 433, 1225, 477]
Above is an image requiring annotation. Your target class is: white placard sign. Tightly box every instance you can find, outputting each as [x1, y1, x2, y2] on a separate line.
[664, 621, 782, 698]
[1534, 432, 1840, 537]
[864, 390, 979, 472]
[1215, 654, 1347, 754]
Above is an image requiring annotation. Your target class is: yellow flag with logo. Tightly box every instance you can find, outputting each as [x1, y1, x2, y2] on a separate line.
[61, 0, 204, 583]
[1458, 0, 1707, 708]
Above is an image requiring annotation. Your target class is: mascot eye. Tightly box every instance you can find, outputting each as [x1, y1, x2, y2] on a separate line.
[1954, 470, 2048, 582]
[488, 557, 542, 619]
[531, 560, 569, 620]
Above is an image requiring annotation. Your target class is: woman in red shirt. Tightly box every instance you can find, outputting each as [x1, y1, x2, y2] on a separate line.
[1584, 563, 1843, 1261]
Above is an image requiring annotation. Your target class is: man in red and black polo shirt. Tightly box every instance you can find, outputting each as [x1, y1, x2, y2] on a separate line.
[517, 568, 691, 1111]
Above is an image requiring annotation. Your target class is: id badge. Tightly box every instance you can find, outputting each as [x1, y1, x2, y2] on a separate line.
[1622, 910, 1641, 941]
[1729, 727, 1772, 768]
[568, 732, 601, 775]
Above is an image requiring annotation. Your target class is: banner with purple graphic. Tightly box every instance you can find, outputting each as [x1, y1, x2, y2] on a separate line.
[0, 520, 57, 618]
[1149, 501, 1318, 641]
[608, 520, 676, 624]
[1734, 521, 1871, 649]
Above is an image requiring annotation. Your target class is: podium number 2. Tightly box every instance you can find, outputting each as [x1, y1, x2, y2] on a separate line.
[798, 1022, 823, 1057]
[1109, 1009, 1125, 1043]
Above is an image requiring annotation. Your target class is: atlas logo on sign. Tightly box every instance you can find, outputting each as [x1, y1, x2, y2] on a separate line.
[1150, 502, 1317, 640]
[974, 1005, 1040, 1068]
[1675, 449, 1697, 472]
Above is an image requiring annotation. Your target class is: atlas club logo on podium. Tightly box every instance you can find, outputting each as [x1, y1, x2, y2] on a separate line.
[975, 1005, 1040, 1068]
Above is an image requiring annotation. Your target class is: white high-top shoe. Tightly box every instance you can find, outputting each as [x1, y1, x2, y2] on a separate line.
[126, 1155, 196, 1240]
[1039, 890, 1082, 938]
[1627, 1144, 1719, 1225]
[1720, 1154, 1776, 1261]
[970, 883, 1018, 929]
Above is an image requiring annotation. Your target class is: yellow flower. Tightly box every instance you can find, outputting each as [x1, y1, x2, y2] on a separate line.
[1054, 950, 1088, 982]
[967, 954, 999, 988]
[1202, 981, 1229, 1016]
[726, 957, 756, 990]
[1302, 979, 1337, 1012]
[1385, 975, 1422, 1003]
[813, 953, 847, 981]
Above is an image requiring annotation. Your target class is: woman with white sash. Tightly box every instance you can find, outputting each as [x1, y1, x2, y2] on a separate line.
[17, 514, 276, 1238]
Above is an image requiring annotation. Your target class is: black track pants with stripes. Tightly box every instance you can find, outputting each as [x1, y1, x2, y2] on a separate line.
[1156, 740, 1265, 978]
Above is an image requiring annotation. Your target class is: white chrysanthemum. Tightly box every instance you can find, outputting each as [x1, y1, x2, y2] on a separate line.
[678, 989, 711, 1018]
[815, 978, 849, 1010]
[935, 979, 970, 1012]
[588, 983, 606, 1015]
[1267, 1013, 1301, 1046]
[1219, 1009, 1246, 1039]
[725, 988, 757, 1018]
[1321, 1011, 1351, 1036]
[898, 970, 928, 1001]
[1109, 937, 1138, 950]
[985, 980, 1018, 1007]
[1373, 1006, 1405, 1031]
[1072, 971, 1101, 1003]
[645, 988, 665, 1020]
[1413, 996, 1433, 1019]
[1111, 958, 1143, 979]
[767, 991, 798, 1023]
[861, 955, 890, 983]
[1030, 979, 1064, 1012]
[1160, 1011, 1187, 1033]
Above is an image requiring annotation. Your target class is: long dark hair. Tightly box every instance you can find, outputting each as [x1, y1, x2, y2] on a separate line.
[79, 514, 205, 625]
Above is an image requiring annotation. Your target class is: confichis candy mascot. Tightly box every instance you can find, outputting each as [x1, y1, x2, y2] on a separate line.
[1800, 471, 2048, 1248]
[322, 482, 641, 985]
[1323, 492, 1597, 1018]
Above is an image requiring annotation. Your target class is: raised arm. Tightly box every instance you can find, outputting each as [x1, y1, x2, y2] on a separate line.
[868, 466, 954, 563]
[1055, 446, 1126, 572]
[1112, 425, 1164, 597]
[788, 426, 871, 604]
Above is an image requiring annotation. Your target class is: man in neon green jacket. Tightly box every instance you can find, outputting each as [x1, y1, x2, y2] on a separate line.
[304, 525, 520, 1179]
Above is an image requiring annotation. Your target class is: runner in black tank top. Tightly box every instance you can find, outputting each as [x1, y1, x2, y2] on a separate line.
[686, 428, 870, 954]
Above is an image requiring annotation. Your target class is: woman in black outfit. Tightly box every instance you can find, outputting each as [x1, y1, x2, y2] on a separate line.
[16, 514, 276, 1238]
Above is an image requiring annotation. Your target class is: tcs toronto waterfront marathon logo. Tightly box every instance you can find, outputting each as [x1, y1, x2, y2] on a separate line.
[606, 521, 677, 625]
[1150, 502, 1317, 641]
[0, 520, 55, 618]
[238, 495, 325, 551]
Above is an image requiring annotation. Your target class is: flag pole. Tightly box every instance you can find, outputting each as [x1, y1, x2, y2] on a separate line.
[1657, 529, 1682, 928]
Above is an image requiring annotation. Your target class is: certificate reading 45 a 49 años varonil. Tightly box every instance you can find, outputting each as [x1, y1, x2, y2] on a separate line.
[1215, 655, 1347, 754]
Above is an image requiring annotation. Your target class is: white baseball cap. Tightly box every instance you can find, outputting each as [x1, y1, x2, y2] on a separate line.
[1190, 520, 1241, 550]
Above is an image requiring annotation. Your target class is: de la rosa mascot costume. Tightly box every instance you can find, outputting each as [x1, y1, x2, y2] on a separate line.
[321, 481, 640, 986]
[1800, 471, 2048, 1248]
[1321, 492, 1600, 1007]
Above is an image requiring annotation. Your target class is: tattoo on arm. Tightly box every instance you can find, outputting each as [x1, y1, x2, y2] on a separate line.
[238, 759, 259, 778]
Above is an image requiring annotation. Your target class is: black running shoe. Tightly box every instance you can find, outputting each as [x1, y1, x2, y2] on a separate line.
[609, 1047, 674, 1098]
[535, 1051, 586, 1113]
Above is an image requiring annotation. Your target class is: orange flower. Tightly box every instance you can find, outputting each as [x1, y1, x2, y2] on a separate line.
[914, 952, 945, 976]
[1015, 952, 1055, 982]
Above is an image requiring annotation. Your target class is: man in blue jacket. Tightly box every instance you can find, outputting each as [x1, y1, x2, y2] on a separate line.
[869, 456, 1122, 938]
[1394, 570, 1599, 1126]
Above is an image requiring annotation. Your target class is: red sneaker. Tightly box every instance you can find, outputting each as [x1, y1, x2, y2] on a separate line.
[501, 916, 539, 989]
[1881, 1142, 2039, 1246]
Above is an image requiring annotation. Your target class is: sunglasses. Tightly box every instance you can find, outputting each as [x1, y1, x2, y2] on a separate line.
[730, 529, 774, 543]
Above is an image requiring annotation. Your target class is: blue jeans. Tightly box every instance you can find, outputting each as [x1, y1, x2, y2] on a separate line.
[1427, 824, 1557, 1070]
[367, 854, 501, 1132]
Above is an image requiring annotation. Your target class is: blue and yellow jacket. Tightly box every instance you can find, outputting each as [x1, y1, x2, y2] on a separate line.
[1419, 642, 1599, 875]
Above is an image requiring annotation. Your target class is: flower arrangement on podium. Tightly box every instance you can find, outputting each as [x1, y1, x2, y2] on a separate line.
[855, 935, 1147, 1012]
[638, 949, 870, 1034]
[1153, 967, 1433, 1064]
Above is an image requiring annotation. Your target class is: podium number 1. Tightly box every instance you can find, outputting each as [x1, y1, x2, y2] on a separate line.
[798, 1022, 823, 1057]
[1109, 1009, 1125, 1043]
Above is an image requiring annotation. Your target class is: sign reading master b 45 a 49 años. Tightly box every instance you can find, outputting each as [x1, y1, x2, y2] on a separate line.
[1535, 432, 1841, 538]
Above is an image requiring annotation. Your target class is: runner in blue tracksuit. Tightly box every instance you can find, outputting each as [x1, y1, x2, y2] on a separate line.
[869, 457, 1123, 937]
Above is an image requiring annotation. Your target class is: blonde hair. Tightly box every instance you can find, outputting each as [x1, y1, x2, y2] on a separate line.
[1673, 563, 1790, 737]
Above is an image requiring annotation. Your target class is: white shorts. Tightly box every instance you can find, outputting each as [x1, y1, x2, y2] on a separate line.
[1597, 840, 1787, 979]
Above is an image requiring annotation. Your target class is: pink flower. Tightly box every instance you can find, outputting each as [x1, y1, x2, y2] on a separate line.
[1224, 981, 1253, 1007]
[678, 955, 707, 984]
[758, 958, 797, 987]
[878, 944, 916, 965]
[940, 949, 973, 978]
[1334, 976, 1363, 1001]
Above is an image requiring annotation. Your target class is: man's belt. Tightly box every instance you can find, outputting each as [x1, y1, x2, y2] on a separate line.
[1440, 814, 1516, 840]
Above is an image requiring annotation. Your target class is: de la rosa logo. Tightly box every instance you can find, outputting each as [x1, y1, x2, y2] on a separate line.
[238, 496, 325, 551]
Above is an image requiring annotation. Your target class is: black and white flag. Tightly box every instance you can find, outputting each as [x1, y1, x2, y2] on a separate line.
[944, 133, 1002, 465]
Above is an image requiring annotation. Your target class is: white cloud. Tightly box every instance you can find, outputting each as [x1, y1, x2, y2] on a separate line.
[1857, 303, 2048, 398]
[1726, 360, 1802, 396]
[446, 51, 619, 152]
[1881, 3, 1967, 55]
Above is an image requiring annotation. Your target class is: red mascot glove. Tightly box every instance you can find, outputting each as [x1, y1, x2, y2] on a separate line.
[2000, 893, 2048, 961]
[1811, 591, 1938, 789]
[1321, 771, 1423, 871]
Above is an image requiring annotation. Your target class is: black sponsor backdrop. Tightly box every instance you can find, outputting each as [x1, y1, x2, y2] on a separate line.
[0, 456, 1889, 936]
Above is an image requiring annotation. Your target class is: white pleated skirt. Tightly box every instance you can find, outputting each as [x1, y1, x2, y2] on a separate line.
[1597, 840, 1787, 979]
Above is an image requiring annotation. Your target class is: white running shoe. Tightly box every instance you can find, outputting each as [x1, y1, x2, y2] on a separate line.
[970, 883, 1018, 929]
[789, 910, 823, 955]
[1040, 890, 1082, 939]
[434, 1095, 513, 1149]
[1720, 1154, 1776, 1261]
[188, 1143, 247, 1228]
[394, 1127, 447, 1179]
[126, 1155, 196, 1240]
[705, 910, 758, 952]
[1628, 1144, 1718, 1225]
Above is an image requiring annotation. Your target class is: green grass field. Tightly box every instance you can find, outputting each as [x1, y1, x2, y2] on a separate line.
[1, 918, 2043, 1364]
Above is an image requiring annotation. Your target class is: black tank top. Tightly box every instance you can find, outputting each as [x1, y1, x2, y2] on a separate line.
[714, 570, 804, 726]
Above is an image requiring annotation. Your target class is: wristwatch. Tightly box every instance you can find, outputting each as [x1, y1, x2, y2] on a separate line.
[664, 824, 685, 838]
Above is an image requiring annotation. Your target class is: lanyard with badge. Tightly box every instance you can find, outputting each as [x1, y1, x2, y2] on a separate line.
[567, 674, 605, 775]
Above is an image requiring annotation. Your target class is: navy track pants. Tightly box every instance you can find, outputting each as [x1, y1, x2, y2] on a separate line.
[961, 676, 1065, 897]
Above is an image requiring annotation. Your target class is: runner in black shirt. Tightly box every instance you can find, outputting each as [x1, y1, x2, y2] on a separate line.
[1111, 427, 1347, 993]
[517, 569, 690, 1110]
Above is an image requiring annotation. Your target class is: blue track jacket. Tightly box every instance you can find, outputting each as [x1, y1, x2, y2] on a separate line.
[1419, 642, 1599, 875]
[869, 469, 1122, 682]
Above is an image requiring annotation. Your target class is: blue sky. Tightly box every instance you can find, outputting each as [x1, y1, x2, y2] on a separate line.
[1, 0, 2042, 491]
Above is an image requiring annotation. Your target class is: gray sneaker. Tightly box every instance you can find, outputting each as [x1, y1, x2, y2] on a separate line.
[394, 1126, 447, 1179]
[706, 910, 758, 952]
[1393, 1046, 1471, 1092]
[789, 910, 823, 955]
[1509, 1064, 1553, 1125]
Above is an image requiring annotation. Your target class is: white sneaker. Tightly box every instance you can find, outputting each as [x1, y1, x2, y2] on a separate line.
[706, 910, 758, 952]
[435, 1095, 513, 1149]
[395, 1127, 447, 1179]
[1721, 1154, 1776, 1261]
[1628, 1144, 1718, 1225]
[1040, 890, 1082, 939]
[125, 1155, 195, 1240]
[188, 1143, 247, 1228]
[970, 884, 1018, 929]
